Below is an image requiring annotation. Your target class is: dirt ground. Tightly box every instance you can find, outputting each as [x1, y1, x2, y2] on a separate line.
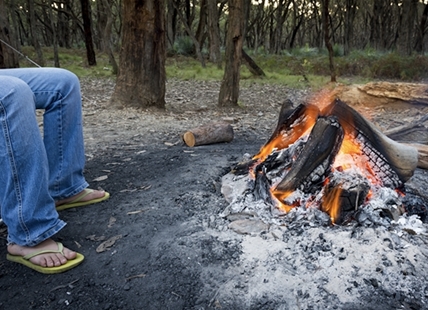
[1, 78, 428, 310]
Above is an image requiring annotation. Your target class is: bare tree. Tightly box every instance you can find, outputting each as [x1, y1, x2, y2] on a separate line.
[218, 0, 245, 107]
[110, 0, 166, 109]
[0, 0, 19, 68]
[415, 3, 428, 53]
[398, 0, 418, 56]
[28, 0, 45, 66]
[80, 0, 96, 66]
[97, 0, 118, 74]
[322, 0, 336, 82]
[48, 0, 60, 67]
[207, 0, 222, 68]
[172, 1, 205, 67]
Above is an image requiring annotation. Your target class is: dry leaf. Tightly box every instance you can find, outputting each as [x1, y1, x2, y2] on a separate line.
[125, 273, 146, 281]
[93, 175, 108, 182]
[86, 234, 106, 242]
[108, 216, 116, 228]
[127, 209, 147, 215]
[96, 235, 122, 253]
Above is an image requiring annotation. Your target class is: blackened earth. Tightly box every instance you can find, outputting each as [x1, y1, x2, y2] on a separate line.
[1, 78, 428, 310]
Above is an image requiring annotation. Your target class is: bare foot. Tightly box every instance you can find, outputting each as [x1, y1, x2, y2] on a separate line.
[7, 239, 77, 268]
[55, 189, 106, 207]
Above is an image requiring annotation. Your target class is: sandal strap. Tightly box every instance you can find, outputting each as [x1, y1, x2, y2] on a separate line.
[68, 189, 94, 204]
[23, 242, 64, 260]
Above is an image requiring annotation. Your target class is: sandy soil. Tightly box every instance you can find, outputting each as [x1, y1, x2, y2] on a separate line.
[1, 78, 428, 310]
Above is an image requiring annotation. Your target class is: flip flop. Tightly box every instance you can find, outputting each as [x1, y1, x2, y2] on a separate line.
[6, 242, 84, 274]
[56, 189, 110, 211]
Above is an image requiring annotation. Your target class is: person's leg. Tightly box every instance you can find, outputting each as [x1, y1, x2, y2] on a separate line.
[0, 68, 107, 205]
[0, 75, 65, 246]
[0, 68, 88, 199]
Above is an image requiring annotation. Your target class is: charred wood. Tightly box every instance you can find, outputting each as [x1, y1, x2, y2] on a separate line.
[274, 116, 344, 194]
[324, 99, 418, 183]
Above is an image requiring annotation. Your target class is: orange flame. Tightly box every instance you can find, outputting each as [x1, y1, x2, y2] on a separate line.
[271, 189, 296, 212]
[321, 186, 343, 223]
[253, 105, 319, 162]
[252, 89, 387, 222]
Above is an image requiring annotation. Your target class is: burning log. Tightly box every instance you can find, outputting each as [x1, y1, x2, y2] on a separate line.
[182, 122, 234, 147]
[324, 99, 418, 184]
[224, 96, 421, 225]
[273, 116, 344, 202]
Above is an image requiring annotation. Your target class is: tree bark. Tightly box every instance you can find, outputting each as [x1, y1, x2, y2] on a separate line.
[195, 0, 207, 54]
[172, 1, 206, 68]
[98, 0, 118, 74]
[321, 0, 336, 82]
[166, 0, 178, 50]
[111, 0, 166, 109]
[241, 49, 265, 76]
[0, 0, 19, 68]
[27, 0, 45, 67]
[206, 0, 222, 68]
[182, 122, 234, 147]
[80, 0, 96, 66]
[218, 0, 244, 107]
[343, 0, 356, 56]
[415, 4, 428, 53]
[48, 0, 60, 67]
[397, 0, 418, 56]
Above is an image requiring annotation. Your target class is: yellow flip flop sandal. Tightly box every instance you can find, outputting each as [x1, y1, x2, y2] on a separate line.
[6, 242, 84, 274]
[56, 189, 110, 211]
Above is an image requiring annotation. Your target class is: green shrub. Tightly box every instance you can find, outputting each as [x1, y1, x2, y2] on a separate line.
[173, 36, 195, 56]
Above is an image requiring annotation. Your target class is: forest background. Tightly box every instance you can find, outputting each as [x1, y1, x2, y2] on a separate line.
[1, 0, 428, 109]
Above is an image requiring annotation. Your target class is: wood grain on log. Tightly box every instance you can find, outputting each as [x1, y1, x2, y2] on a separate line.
[404, 143, 428, 169]
[183, 122, 234, 147]
[333, 82, 428, 107]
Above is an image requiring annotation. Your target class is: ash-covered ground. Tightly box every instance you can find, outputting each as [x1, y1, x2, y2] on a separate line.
[1, 78, 428, 310]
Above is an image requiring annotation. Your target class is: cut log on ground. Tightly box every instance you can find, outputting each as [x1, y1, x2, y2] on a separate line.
[182, 122, 234, 147]
[333, 82, 428, 107]
[403, 143, 428, 170]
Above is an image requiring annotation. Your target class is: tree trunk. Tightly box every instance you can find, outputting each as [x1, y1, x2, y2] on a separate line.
[343, 0, 356, 56]
[195, 0, 207, 54]
[166, 0, 178, 50]
[111, 0, 166, 109]
[218, 0, 244, 107]
[48, 0, 60, 67]
[57, 0, 71, 48]
[0, 0, 19, 68]
[172, 1, 206, 67]
[415, 4, 428, 53]
[322, 0, 336, 82]
[397, 0, 418, 56]
[27, 0, 45, 67]
[99, 0, 118, 75]
[206, 0, 222, 68]
[241, 49, 265, 76]
[80, 0, 97, 66]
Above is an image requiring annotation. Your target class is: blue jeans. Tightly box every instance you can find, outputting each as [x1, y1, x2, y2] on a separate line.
[0, 68, 89, 246]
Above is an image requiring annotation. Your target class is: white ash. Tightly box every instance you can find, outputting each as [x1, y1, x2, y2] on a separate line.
[221, 155, 424, 235]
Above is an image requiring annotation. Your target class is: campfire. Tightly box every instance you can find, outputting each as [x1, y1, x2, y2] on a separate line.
[221, 92, 425, 226]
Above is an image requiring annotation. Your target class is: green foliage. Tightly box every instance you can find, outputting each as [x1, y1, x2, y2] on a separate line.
[19, 47, 117, 78]
[172, 36, 195, 56]
[18, 47, 428, 88]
